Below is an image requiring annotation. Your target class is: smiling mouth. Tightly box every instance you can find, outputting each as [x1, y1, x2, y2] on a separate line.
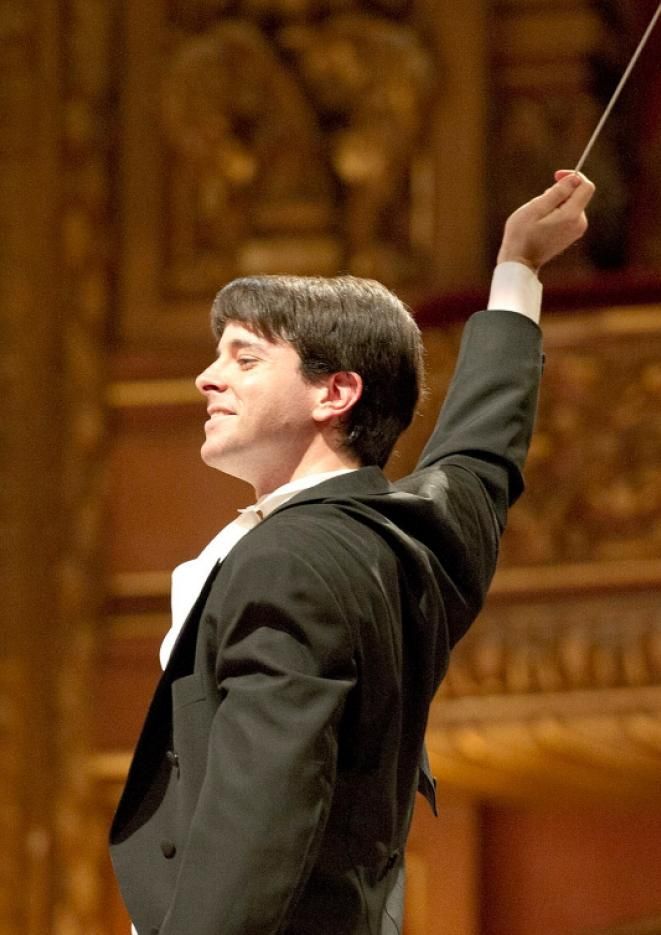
[205, 410, 235, 430]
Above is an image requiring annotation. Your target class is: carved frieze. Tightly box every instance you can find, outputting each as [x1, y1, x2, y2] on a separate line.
[503, 314, 661, 567]
[442, 591, 661, 701]
[160, 2, 436, 289]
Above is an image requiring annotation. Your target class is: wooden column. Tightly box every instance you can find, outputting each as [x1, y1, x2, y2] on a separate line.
[0, 1, 64, 929]
[0, 1, 113, 931]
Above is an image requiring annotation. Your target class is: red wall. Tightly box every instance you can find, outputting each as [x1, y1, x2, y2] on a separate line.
[481, 804, 661, 935]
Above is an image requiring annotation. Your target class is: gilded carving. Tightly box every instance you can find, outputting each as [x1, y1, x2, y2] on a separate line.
[441, 592, 661, 701]
[501, 331, 661, 567]
[160, 2, 435, 288]
[400, 314, 661, 568]
[393, 311, 661, 574]
[489, 0, 631, 270]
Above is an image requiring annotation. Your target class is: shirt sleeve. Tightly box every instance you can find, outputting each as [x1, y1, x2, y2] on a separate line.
[487, 261, 542, 324]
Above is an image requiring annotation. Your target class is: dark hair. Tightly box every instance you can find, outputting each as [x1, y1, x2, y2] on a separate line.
[211, 275, 424, 468]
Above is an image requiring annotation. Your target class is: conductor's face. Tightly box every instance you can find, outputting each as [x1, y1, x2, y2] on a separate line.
[195, 322, 323, 495]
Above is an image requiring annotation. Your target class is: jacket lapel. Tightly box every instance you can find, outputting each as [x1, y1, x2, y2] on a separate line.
[271, 465, 392, 514]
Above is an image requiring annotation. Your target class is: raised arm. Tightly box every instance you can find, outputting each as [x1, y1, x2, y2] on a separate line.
[416, 172, 595, 515]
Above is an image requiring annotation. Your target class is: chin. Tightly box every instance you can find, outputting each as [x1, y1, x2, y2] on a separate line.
[201, 446, 249, 482]
[200, 444, 226, 470]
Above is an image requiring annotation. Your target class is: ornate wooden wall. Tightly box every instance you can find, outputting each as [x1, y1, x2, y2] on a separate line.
[3, 0, 661, 933]
[0, 1, 114, 932]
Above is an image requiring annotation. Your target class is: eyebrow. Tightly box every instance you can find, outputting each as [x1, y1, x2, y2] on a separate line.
[218, 337, 272, 355]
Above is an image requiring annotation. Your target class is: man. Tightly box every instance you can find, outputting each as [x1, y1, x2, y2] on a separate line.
[111, 171, 595, 935]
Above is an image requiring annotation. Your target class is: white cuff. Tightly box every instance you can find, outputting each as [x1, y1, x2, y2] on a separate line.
[487, 261, 542, 324]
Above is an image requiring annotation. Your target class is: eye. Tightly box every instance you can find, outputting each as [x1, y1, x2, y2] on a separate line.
[237, 355, 258, 369]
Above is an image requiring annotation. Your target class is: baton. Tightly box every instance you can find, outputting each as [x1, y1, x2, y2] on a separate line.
[574, 1, 661, 173]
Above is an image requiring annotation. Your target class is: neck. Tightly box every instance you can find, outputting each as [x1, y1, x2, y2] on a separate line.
[252, 444, 360, 499]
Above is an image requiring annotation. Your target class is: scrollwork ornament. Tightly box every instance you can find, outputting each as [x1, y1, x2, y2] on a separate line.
[160, 4, 436, 288]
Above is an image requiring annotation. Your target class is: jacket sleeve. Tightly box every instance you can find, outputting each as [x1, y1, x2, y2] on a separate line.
[416, 309, 543, 529]
[158, 542, 357, 935]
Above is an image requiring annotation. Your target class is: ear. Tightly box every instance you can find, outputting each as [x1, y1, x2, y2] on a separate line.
[312, 371, 363, 425]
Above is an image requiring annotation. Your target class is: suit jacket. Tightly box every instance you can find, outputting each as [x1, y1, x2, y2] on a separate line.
[110, 309, 543, 935]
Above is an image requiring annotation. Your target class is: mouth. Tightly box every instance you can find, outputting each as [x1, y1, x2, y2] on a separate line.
[205, 408, 235, 429]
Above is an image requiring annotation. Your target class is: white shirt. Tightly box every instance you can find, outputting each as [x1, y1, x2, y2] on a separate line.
[129, 261, 540, 935]
[159, 468, 355, 670]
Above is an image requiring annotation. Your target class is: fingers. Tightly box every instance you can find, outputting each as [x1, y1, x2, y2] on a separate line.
[523, 176, 579, 223]
[533, 172, 595, 220]
[497, 172, 595, 269]
[565, 174, 596, 213]
[553, 170, 595, 202]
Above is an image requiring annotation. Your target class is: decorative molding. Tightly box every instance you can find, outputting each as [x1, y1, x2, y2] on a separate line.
[107, 377, 200, 408]
[444, 590, 661, 700]
[110, 570, 173, 600]
[108, 559, 661, 606]
[427, 709, 661, 804]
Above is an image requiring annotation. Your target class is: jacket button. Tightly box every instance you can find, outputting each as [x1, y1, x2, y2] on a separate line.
[166, 750, 180, 772]
[160, 839, 176, 859]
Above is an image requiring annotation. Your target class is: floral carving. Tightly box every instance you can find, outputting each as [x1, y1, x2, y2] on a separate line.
[160, 4, 435, 288]
[503, 331, 661, 566]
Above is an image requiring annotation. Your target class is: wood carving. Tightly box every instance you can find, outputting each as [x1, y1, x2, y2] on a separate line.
[489, 0, 632, 270]
[160, 7, 435, 287]
[503, 331, 661, 566]
[279, 13, 435, 278]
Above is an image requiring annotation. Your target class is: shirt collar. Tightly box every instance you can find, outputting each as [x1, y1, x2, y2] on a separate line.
[239, 468, 356, 520]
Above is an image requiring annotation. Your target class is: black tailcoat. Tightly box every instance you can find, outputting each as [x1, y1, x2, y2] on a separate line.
[110, 310, 543, 934]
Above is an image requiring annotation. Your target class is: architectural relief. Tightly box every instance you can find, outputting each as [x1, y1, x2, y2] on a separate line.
[441, 592, 661, 700]
[489, 0, 632, 270]
[160, 1, 435, 288]
[502, 330, 661, 566]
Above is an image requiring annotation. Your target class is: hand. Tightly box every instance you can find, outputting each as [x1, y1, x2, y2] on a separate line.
[497, 171, 596, 272]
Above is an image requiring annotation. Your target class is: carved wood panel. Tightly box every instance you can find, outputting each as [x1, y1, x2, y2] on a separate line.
[489, 0, 661, 276]
[118, 0, 490, 344]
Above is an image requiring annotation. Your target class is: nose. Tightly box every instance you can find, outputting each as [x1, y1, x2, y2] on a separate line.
[195, 359, 227, 397]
